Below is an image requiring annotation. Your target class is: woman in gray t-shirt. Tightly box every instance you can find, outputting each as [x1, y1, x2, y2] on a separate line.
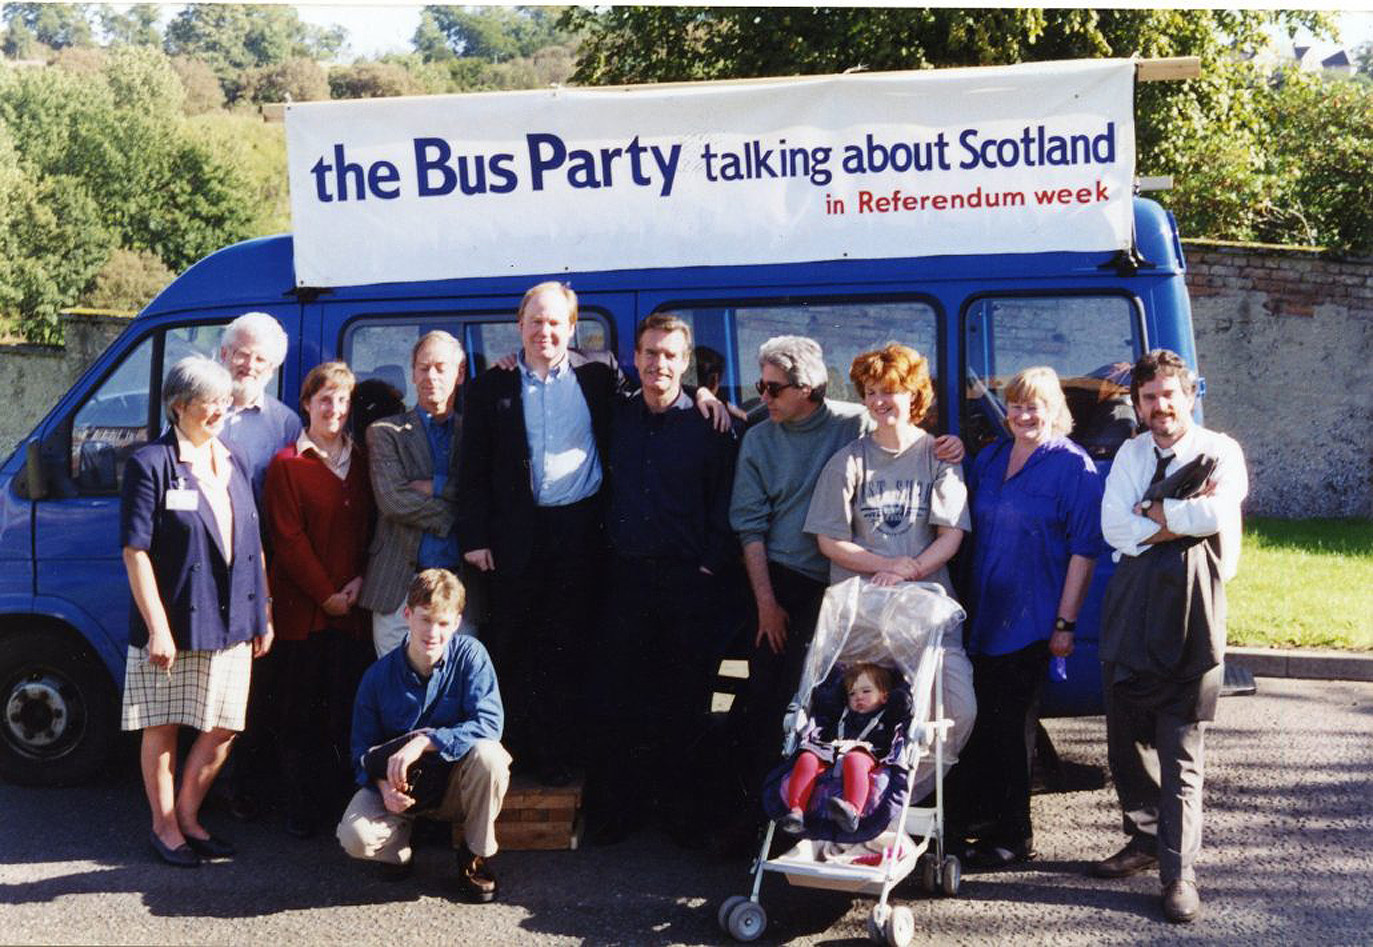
[803, 344, 970, 593]
[802, 343, 976, 807]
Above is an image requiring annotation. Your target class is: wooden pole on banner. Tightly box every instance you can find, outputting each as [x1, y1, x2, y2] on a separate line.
[1136, 57, 1202, 82]
[258, 57, 1202, 122]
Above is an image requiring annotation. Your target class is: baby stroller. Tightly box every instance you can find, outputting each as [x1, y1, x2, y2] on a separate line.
[718, 577, 967, 945]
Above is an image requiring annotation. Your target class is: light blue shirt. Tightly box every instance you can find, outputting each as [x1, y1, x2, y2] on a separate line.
[219, 394, 302, 505]
[520, 353, 602, 507]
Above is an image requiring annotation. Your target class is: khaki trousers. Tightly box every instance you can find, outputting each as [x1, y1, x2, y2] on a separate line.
[336, 739, 511, 862]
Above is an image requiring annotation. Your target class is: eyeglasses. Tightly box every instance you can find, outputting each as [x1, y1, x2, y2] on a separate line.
[755, 379, 798, 398]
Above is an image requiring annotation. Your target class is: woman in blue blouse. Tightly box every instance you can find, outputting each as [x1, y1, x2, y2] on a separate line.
[959, 366, 1103, 868]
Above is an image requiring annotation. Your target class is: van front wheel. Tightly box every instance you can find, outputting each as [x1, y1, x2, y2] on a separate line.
[0, 629, 118, 786]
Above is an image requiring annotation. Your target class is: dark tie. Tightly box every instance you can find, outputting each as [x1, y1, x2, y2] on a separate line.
[1150, 447, 1172, 486]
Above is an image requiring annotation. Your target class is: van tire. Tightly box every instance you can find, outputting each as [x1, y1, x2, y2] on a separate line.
[0, 629, 118, 786]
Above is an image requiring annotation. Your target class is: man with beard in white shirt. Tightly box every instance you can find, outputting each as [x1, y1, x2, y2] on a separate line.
[1091, 349, 1248, 925]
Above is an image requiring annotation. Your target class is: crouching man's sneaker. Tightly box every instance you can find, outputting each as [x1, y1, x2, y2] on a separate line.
[1162, 879, 1201, 923]
[455, 844, 498, 903]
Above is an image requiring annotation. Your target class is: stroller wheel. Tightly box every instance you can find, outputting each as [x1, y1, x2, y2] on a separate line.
[885, 905, 915, 947]
[867, 903, 891, 943]
[727, 900, 767, 942]
[941, 854, 963, 897]
[918, 854, 939, 893]
[717, 895, 748, 932]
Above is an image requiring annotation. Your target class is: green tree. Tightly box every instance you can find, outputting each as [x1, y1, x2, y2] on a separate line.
[239, 56, 329, 104]
[100, 3, 162, 48]
[2, 3, 95, 51]
[329, 60, 422, 99]
[421, 5, 569, 63]
[412, 8, 455, 63]
[169, 55, 225, 114]
[1257, 72, 1373, 254]
[81, 247, 174, 312]
[0, 115, 113, 342]
[1, 15, 40, 58]
[163, 4, 348, 94]
[1353, 41, 1373, 79]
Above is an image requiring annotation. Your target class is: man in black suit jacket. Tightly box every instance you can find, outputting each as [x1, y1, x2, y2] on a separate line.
[457, 282, 619, 786]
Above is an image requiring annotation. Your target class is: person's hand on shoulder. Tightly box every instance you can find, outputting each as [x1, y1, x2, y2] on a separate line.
[933, 434, 965, 464]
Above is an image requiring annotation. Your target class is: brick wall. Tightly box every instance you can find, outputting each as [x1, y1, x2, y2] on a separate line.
[1184, 241, 1371, 518]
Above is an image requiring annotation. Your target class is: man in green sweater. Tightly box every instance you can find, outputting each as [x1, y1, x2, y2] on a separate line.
[727, 335, 963, 828]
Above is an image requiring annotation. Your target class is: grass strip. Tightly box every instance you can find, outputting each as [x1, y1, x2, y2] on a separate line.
[1227, 517, 1372, 651]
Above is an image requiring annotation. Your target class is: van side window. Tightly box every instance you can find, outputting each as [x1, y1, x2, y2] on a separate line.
[663, 300, 940, 428]
[164, 323, 232, 372]
[68, 321, 236, 495]
[343, 312, 612, 407]
[70, 335, 155, 493]
[964, 295, 1140, 459]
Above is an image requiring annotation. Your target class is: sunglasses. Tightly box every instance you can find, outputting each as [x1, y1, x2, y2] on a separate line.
[755, 379, 799, 398]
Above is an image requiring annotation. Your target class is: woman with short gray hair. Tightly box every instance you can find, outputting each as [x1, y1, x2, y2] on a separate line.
[121, 354, 274, 867]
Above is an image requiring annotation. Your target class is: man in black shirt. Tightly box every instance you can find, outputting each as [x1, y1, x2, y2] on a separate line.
[588, 313, 739, 844]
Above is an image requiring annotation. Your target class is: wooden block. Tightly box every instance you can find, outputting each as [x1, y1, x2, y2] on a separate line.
[496, 819, 583, 851]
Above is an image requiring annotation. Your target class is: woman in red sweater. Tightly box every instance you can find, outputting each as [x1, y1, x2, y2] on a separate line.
[264, 360, 375, 838]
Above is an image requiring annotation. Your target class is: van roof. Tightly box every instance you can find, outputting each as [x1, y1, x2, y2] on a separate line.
[143, 197, 1182, 318]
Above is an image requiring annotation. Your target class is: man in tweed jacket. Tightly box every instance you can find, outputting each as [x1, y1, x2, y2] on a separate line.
[359, 331, 470, 655]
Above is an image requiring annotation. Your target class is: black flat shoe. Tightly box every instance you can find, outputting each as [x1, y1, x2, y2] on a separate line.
[964, 840, 1036, 871]
[149, 832, 200, 868]
[184, 833, 236, 860]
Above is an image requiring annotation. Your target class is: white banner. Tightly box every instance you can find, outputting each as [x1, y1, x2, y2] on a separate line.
[286, 59, 1136, 288]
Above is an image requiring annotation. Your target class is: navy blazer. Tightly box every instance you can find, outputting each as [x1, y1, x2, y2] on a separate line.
[457, 350, 620, 576]
[120, 430, 270, 651]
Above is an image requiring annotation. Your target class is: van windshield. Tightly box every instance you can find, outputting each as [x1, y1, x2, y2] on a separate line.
[963, 294, 1141, 459]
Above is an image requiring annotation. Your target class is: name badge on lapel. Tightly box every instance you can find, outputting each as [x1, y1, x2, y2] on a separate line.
[166, 488, 198, 511]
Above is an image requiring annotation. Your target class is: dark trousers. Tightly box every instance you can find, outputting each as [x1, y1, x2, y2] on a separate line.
[275, 631, 374, 821]
[587, 555, 722, 826]
[1102, 662, 1206, 884]
[484, 497, 600, 774]
[732, 561, 828, 804]
[951, 641, 1049, 848]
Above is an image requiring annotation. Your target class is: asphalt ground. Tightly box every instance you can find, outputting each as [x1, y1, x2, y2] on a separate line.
[1, 676, 1370, 946]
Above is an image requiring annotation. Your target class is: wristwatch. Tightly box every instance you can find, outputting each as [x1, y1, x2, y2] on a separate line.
[1054, 618, 1076, 633]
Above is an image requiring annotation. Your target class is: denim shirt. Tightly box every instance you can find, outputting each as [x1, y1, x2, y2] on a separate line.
[350, 632, 504, 785]
[519, 352, 602, 507]
[415, 407, 460, 569]
[966, 436, 1104, 656]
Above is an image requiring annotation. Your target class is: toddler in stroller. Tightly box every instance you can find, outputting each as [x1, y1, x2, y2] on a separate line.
[779, 663, 912, 836]
[719, 578, 971, 945]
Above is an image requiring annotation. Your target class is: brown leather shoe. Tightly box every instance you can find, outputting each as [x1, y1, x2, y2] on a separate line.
[455, 845, 498, 903]
[1091, 843, 1158, 878]
[1162, 879, 1201, 923]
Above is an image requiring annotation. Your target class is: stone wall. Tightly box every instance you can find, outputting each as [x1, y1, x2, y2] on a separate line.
[1184, 241, 1371, 518]
[0, 312, 130, 462]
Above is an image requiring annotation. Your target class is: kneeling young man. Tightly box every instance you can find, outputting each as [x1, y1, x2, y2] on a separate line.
[337, 569, 511, 902]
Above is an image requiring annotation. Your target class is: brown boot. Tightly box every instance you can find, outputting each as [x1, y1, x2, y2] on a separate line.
[455, 844, 498, 903]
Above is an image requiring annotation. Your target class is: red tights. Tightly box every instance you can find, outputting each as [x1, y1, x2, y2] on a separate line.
[786, 749, 876, 813]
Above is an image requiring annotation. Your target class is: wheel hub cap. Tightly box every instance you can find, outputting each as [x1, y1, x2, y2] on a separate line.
[6, 680, 68, 747]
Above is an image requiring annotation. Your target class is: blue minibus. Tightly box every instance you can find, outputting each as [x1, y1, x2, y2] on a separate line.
[0, 195, 1198, 785]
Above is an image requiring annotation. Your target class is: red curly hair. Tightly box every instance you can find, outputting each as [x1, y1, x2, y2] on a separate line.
[849, 343, 934, 424]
